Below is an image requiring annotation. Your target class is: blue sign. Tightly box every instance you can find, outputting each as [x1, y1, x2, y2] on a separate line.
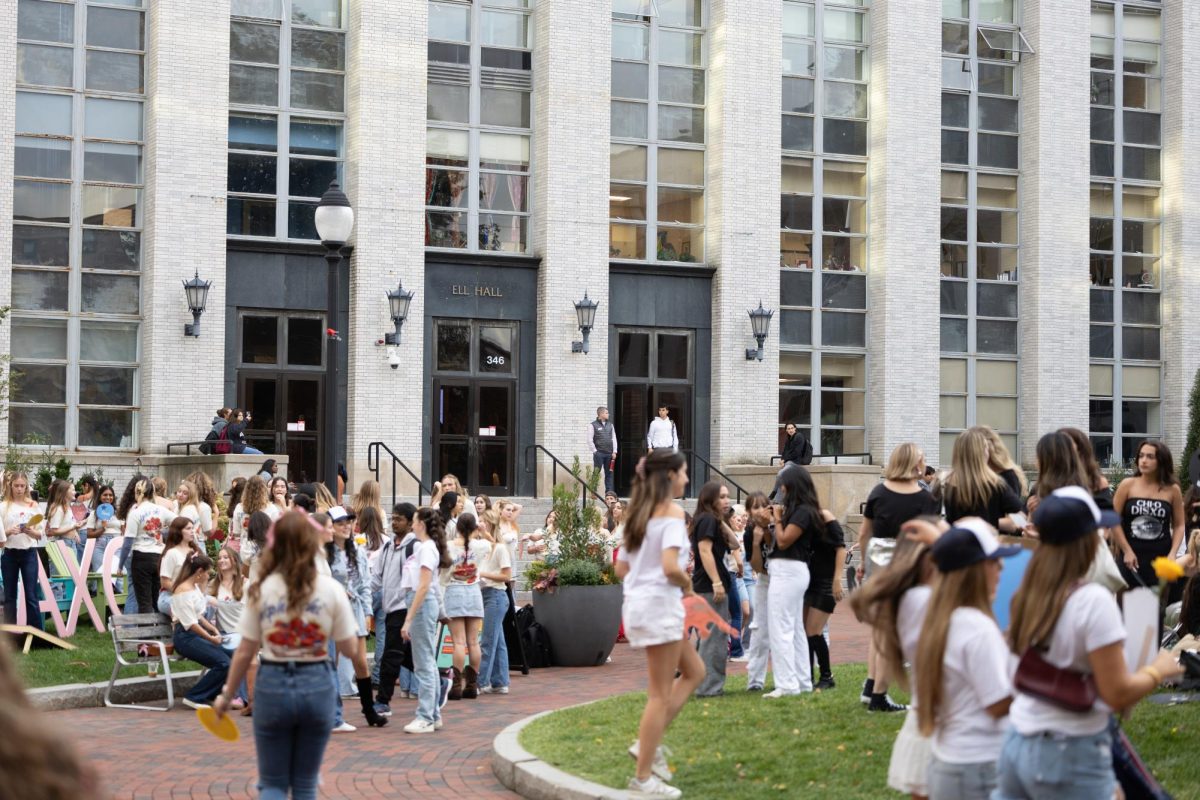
[96, 503, 115, 522]
[993, 546, 1033, 631]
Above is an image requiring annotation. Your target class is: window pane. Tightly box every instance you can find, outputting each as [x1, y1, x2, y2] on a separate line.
[612, 22, 648, 61]
[618, 332, 650, 378]
[1090, 324, 1114, 358]
[978, 63, 1015, 96]
[18, 43, 74, 88]
[942, 129, 968, 164]
[942, 92, 968, 127]
[942, 21, 969, 55]
[611, 144, 646, 181]
[10, 407, 66, 447]
[655, 226, 702, 262]
[85, 97, 142, 140]
[1091, 143, 1114, 178]
[978, 283, 1018, 318]
[478, 213, 527, 253]
[13, 224, 69, 267]
[12, 363, 67, 404]
[286, 200, 318, 239]
[783, 3, 814, 37]
[979, 96, 1018, 133]
[226, 154, 278, 194]
[86, 51, 144, 93]
[292, 28, 343, 70]
[289, 157, 338, 198]
[824, 81, 867, 117]
[479, 133, 529, 170]
[942, 58, 971, 91]
[824, 119, 866, 155]
[1091, 288, 1114, 322]
[941, 281, 968, 315]
[227, 197, 276, 235]
[287, 318, 323, 366]
[231, 20, 280, 64]
[20, 0, 75, 43]
[233, 0, 282, 19]
[78, 409, 133, 447]
[481, 10, 528, 48]
[481, 173, 527, 212]
[824, 46, 864, 80]
[941, 396, 967, 428]
[1091, 107, 1114, 141]
[86, 7, 144, 50]
[781, 194, 812, 231]
[977, 320, 1017, 354]
[436, 322, 470, 371]
[426, 168, 468, 208]
[613, 61, 648, 100]
[15, 137, 71, 179]
[13, 180, 70, 224]
[82, 185, 139, 227]
[977, 397, 1017, 431]
[940, 318, 967, 352]
[659, 31, 702, 66]
[79, 366, 136, 406]
[241, 316, 278, 364]
[657, 187, 702, 224]
[823, 198, 864, 233]
[823, 273, 866, 310]
[941, 207, 968, 241]
[291, 70, 344, 112]
[84, 142, 141, 184]
[822, 312, 864, 347]
[430, 4, 470, 41]
[1123, 76, 1160, 111]
[1123, 327, 1160, 360]
[824, 9, 865, 42]
[941, 358, 967, 392]
[1123, 147, 1160, 181]
[656, 334, 689, 380]
[979, 134, 1018, 169]
[610, 183, 646, 219]
[82, 229, 140, 271]
[783, 114, 814, 152]
[658, 106, 704, 143]
[481, 88, 530, 127]
[781, 269, 812, 307]
[609, 223, 645, 259]
[82, 273, 139, 314]
[1124, 111, 1160, 146]
[659, 66, 704, 105]
[977, 209, 1017, 244]
[1123, 366, 1160, 399]
[12, 269, 68, 311]
[781, 309, 812, 346]
[979, 0, 1014, 24]
[292, 0, 341, 28]
[658, 148, 703, 184]
[941, 244, 968, 277]
[783, 77, 815, 114]
[1121, 402, 1160, 436]
[230, 113, 278, 151]
[783, 41, 814, 76]
[611, 100, 648, 138]
[657, 0, 701, 27]
[230, 63, 279, 105]
[426, 210, 467, 248]
[977, 246, 1017, 279]
[17, 91, 72, 136]
[78, 320, 137, 362]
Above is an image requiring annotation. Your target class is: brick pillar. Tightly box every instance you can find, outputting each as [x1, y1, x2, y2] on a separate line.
[139, 0, 230, 452]
[866, 0, 942, 464]
[342, 0, 428, 492]
[1162, 0, 1200, 455]
[529, 0, 610, 491]
[0, 3, 14, 447]
[706, 0, 782, 467]
[1017, 0, 1091, 466]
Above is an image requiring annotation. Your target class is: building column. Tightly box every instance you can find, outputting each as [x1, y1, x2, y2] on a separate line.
[529, 0, 610, 491]
[342, 0, 428, 493]
[1016, 0, 1091, 467]
[1161, 0, 1200, 456]
[866, 0, 942, 464]
[0, 4, 14, 447]
[139, 0, 230, 453]
[706, 0, 782, 468]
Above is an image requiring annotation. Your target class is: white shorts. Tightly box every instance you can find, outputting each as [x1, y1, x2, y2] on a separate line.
[622, 593, 685, 649]
[888, 708, 932, 796]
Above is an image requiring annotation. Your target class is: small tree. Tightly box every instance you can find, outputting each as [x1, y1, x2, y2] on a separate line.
[1183, 367, 1200, 486]
[526, 457, 614, 591]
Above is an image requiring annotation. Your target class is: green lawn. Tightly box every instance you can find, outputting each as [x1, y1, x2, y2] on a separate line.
[10, 626, 199, 689]
[521, 665, 1200, 800]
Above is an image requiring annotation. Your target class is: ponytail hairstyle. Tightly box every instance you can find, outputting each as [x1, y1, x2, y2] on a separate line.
[455, 512, 479, 542]
[438, 491, 459, 525]
[133, 478, 154, 506]
[116, 474, 147, 521]
[151, 477, 170, 504]
[172, 551, 214, 593]
[915, 560, 994, 736]
[417, 507, 453, 568]
[248, 511, 320, 616]
[624, 450, 688, 553]
[849, 527, 937, 691]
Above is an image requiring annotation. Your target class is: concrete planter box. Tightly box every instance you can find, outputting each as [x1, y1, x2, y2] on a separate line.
[531, 584, 623, 667]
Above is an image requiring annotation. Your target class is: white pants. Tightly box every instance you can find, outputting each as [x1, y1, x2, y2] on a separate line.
[747, 575, 771, 687]
[766, 559, 812, 693]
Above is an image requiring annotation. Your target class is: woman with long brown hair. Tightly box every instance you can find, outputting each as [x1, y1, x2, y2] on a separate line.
[689, 480, 733, 697]
[399, 507, 453, 733]
[995, 487, 1182, 799]
[157, 517, 202, 614]
[1112, 439, 1185, 588]
[744, 491, 774, 692]
[170, 552, 230, 708]
[185, 470, 220, 521]
[214, 512, 385, 797]
[1058, 427, 1112, 508]
[231, 476, 276, 554]
[916, 519, 1020, 799]
[616, 451, 702, 798]
[940, 427, 1021, 531]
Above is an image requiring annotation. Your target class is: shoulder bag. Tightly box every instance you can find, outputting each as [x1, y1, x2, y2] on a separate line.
[1013, 584, 1098, 713]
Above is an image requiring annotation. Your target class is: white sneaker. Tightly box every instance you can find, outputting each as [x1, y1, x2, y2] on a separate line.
[481, 686, 510, 694]
[404, 718, 436, 734]
[181, 699, 208, 710]
[628, 775, 681, 798]
[628, 740, 672, 781]
[763, 689, 799, 699]
[331, 722, 356, 733]
[434, 718, 444, 730]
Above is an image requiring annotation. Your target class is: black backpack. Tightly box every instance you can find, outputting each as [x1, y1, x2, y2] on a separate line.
[513, 605, 553, 668]
[798, 433, 814, 465]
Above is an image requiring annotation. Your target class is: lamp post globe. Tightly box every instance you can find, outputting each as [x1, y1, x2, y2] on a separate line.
[385, 282, 415, 345]
[182, 271, 211, 337]
[315, 181, 354, 244]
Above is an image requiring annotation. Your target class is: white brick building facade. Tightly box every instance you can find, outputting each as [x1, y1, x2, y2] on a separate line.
[4, 0, 1197, 495]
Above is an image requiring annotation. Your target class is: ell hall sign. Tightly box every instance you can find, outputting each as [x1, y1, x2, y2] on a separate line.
[451, 284, 504, 298]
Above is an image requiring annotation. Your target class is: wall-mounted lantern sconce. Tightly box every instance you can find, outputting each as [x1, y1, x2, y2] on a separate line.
[745, 301, 774, 361]
[571, 292, 600, 354]
[182, 271, 212, 337]
[384, 282, 415, 346]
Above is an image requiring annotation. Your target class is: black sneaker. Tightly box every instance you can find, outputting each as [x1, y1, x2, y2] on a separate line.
[438, 673, 452, 709]
[860, 679, 873, 705]
[868, 694, 908, 713]
[814, 676, 836, 691]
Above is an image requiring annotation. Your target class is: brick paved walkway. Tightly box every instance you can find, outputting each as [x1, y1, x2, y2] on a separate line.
[54, 607, 869, 799]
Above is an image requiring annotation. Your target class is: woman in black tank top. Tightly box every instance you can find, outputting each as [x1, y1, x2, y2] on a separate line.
[1112, 440, 1184, 588]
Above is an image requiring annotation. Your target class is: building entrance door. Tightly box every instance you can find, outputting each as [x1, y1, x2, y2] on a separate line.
[431, 320, 518, 496]
[613, 329, 693, 495]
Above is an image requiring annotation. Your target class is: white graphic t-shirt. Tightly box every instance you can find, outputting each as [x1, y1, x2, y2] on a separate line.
[239, 573, 357, 662]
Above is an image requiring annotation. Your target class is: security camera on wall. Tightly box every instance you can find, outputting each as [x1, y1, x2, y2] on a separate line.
[387, 347, 400, 370]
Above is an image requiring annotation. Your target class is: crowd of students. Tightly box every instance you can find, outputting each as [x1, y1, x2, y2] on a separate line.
[614, 425, 1197, 798]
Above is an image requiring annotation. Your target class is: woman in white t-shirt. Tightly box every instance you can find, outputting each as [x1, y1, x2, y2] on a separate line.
[208, 545, 251, 712]
[851, 517, 943, 800]
[399, 507, 452, 733]
[121, 478, 177, 616]
[915, 518, 1021, 800]
[441, 512, 488, 701]
[157, 517, 202, 614]
[996, 488, 1184, 800]
[86, 485, 122, 572]
[44, 478, 86, 555]
[0, 471, 45, 629]
[477, 511, 513, 695]
[615, 451, 703, 799]
[169, 551, 230, 708]
[230, 476, 276, 553]
[174, 480, 214, 547]
[212, 512, 386, 797]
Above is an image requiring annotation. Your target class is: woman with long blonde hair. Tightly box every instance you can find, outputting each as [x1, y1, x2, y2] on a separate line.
[616, 451, 703, 798]
[977, 425, 1027, 498]
[1, 471, 44, 630]
[312, 482, 337, 513]
[174, 480, 213, 546]
[351, 480, 384, 523]
[185, 470, 220, 519]
[996, 488, 1183, 799]
[858, 442, 939, 711]
[916, 519, 1019, 799]
[231, 475, 275, 552]
[476, 507, 512, 695]
[940, 428, 1021, 531]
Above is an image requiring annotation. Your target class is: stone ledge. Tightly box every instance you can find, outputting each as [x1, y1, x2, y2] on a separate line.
[493, 707, 639, 800]
[28, 669, 203, 712]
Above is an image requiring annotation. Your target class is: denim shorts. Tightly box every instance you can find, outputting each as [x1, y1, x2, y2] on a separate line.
[993, 726, 1114, 800]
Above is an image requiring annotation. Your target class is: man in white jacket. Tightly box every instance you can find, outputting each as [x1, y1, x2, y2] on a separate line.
[645, 405, 679, 453]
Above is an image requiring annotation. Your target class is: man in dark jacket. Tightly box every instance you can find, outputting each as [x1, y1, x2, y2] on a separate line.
[589, 406, 618, 494]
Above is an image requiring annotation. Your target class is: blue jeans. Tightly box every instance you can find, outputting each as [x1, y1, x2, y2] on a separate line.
[172, 628, 230, 703]
[1, 549, 42, 630]
[372, 589, 385, 684]
[993, 727, 1114, 800]
[327, 651, 344, 726]
[593, 451, 614, 494]
[479, 586, 510, 689]
[240, 446, 264, 455]
[253, 661, 336, 800]
[729, 578, 745, 658]
[406, 590, 441, 724]
[742, 574, 757, 651]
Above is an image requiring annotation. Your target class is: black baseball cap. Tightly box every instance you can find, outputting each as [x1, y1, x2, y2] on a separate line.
[932, 518, 1023, 573]
[1031, 486, 1120, 545]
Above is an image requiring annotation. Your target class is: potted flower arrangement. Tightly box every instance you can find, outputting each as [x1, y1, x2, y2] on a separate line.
[524, 460, 623, 667]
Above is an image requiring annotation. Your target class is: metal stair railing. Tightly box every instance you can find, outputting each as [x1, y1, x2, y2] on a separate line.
[523, 444, 608, 512]
[367, 441, 431, 508]
[683, 450, 750, 503]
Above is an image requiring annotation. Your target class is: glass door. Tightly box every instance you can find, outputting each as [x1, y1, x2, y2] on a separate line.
[433, 379, 515, 496]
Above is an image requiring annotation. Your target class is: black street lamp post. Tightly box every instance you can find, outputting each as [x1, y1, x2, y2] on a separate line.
[315, 182, 354, 499]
